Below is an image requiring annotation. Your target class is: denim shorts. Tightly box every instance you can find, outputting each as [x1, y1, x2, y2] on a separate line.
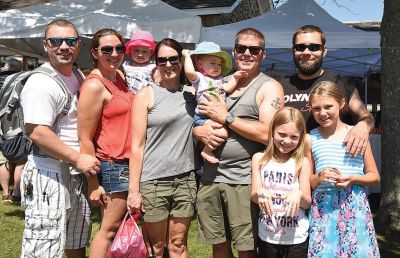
[98, 160, 129, 194]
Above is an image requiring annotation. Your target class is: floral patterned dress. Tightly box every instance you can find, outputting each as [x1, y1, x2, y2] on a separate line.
[308, 129, 380, 258]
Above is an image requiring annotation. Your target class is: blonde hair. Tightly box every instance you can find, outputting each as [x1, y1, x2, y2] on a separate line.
[309, 81, 346, 111]
[260, 107, 306, 174]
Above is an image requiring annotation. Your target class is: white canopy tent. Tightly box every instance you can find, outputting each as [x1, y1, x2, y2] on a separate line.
[0, 0, 202, 67]
[200, 0, 381, 78]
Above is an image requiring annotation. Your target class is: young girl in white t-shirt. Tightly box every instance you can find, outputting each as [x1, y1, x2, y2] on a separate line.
[251, 107, 311, 258]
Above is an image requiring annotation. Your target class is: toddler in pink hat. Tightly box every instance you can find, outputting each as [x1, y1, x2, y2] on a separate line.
[123, 30, 157, 94]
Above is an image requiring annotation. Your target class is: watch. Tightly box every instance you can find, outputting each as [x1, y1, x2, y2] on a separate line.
[225, 113, 235, 125]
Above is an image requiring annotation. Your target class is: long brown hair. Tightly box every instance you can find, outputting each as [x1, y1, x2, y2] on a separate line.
[260, 107, 306, 174]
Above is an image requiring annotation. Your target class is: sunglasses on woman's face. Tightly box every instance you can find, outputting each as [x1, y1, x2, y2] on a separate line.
[156, 55, 181, 66]
[46, 37, 79, 47]
[293, 43, 324, 52]
[97, 45, 126, 55]
[234, 44, 263, 55]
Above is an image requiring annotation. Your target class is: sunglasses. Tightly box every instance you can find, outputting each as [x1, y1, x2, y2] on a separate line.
[293, 43, 324, 52]
[97, 45, 126, 54]
[156, 55, 181, 66]
[234, 44, 263, 55]
[46, 37, 79, 47]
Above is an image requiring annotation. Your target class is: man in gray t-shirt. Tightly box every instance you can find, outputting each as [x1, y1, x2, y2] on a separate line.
[194, 28, 284, 258]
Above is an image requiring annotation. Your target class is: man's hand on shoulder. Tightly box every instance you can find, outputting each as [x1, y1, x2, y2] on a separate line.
[343, 121, 370, 157]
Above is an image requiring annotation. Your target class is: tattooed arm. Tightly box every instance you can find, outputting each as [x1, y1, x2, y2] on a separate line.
[197, 78, 284, 144]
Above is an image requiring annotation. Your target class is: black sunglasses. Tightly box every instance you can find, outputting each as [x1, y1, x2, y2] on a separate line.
[293, 43, 324, 52]
[156, 55, 181, 66]
[97, 45, 126, 55]
[234, 44, 263, 55]
[46, 37, 79, 47]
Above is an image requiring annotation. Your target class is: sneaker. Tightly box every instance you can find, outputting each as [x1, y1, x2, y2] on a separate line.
[1, 194, 12, 204]
[10, 195, 21, 204]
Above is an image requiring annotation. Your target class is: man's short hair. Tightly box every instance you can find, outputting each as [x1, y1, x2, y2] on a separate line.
[292, 25, 326, 46]
[235, 28, 266, 48]
[2, 58, 22, 72]
[45, 19, 79, 39]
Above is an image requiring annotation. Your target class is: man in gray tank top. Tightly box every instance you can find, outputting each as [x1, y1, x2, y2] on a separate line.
[194, 28, 284, 258]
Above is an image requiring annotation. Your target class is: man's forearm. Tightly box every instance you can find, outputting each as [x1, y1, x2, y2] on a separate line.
[358, 112, 375, 133]
[228, 117, 268, 144]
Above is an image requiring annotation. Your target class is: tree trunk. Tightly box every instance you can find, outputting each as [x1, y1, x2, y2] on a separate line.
[377, 0, 400, 231]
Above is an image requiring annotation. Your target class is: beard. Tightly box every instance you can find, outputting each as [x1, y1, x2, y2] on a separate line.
[294, 55, 323, 76]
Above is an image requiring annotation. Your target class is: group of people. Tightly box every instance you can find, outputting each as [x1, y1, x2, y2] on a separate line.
[9, 17, 381, 258]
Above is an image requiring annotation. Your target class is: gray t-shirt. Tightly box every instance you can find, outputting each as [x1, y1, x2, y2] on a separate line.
[140, 84, 197, 182]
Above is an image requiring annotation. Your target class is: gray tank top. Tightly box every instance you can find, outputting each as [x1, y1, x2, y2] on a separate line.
[140, 84, 197, 182]
[202, 73, 270, 184]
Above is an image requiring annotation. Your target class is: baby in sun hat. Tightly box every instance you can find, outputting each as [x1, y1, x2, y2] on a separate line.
[123, 30, 157, 94]
[182, 41, 248, 164]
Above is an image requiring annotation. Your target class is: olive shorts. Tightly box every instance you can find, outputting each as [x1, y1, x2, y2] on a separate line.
[140, 171, 197, 223]
[197, 182, 257, 252]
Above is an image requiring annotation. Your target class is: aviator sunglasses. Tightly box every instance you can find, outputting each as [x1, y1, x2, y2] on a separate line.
[97, 45, 126, 54]
[234, 44, 263, 55]
[293, 43, 324, 52]
[156, 55, 181, 66]
[46, 37, 79, 47]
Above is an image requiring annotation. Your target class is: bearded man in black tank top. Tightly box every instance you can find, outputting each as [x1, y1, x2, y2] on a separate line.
[281, 25, 374, 157]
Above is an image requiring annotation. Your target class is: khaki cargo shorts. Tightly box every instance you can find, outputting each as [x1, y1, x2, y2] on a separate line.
[140, 171, 197, 223]
[196, 182, 257, 252]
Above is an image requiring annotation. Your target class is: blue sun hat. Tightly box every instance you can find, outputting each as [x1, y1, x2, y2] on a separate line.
[191, 41, 232, 76]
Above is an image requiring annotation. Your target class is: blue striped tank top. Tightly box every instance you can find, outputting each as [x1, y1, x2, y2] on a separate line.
[310, 128, 364, 191]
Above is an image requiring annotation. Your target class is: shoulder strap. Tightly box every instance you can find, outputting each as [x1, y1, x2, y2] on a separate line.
[227, 73, 268, 112]
[72, 67, 84, 85]
[32, 66, 72, 116]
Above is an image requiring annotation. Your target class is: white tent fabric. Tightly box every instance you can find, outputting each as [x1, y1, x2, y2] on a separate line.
[200, 0, 381, 77]
[0, 0, 201, 67]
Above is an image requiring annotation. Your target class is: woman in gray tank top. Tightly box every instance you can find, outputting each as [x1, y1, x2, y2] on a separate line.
[127, 38, 197, 258]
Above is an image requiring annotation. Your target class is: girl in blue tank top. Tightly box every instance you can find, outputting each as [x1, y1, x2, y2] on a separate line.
[307, 81, 380, 258]
[251, 107, 312, 258]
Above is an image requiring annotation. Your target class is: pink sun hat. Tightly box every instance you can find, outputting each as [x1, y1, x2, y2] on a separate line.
[125, 30, 156, 55]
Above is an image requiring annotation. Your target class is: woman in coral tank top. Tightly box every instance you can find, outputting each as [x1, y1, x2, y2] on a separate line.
[77, 28, 134, 258]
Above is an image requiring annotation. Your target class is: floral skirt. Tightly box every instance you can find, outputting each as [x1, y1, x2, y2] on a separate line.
[308, 185, 380, 258]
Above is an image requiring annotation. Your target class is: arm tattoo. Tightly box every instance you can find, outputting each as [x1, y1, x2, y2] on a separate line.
[271, 97, 281, 109]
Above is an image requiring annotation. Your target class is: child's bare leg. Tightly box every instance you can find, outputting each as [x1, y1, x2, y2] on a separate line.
[201, 122, 228, 164]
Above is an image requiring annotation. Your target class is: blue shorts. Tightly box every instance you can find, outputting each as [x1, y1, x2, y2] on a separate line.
[193, 113, 209, 127]
[99, 160, 129, 194]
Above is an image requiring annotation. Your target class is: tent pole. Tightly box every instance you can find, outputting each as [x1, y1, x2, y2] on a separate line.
[364, 76, 368, 107]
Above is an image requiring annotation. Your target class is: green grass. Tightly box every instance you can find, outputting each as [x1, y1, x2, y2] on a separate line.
[0, 193, 398, 258]
[0, 196, 212, 258]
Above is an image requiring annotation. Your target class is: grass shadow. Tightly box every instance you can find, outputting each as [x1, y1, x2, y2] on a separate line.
[5, 209, 25, 218]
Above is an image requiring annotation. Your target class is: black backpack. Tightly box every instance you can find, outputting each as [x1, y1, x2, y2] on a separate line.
[0, 66, 83, 163]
